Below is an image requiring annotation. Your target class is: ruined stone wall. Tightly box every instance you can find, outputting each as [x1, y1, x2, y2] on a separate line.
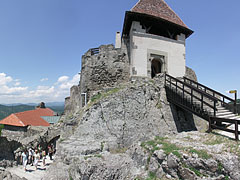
[79, 44, 130, 105]
[185, 66, 198, 81]
[64, 85, 81, 114]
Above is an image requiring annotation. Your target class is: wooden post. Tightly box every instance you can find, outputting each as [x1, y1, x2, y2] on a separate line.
[234, 92, 237, 114]
[235, 120, 239, 141]
[191, 89, 193, 105]
[208, 117, 212, 133]
[214, 101, 216, 117]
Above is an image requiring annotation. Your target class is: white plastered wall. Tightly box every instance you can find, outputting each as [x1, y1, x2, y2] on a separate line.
[129, 21, 186, 78]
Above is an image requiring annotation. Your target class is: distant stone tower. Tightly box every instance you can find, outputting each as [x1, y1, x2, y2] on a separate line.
[121, 0, 193, 78]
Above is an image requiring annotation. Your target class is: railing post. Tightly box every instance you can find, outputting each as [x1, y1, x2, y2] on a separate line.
[191, 89, 193, 105]
[183, 84, 185, 98]
[170, 78, 172, 89]
[214, 101, 216, 117]
[208, 117, 212, 133]
[164, 73, 166, 87]
[234, 92, 237, 114]
[176, 81, 177, 92]
[235, 120, 239, 141]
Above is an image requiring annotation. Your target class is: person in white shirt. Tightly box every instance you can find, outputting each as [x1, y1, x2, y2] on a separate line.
[21, 150, 28, 171]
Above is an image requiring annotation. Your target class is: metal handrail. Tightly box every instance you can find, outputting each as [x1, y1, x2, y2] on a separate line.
[90, 48, 99, 55]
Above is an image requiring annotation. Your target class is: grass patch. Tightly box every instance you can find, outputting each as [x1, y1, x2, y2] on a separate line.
[100, 141, 105, 151]
[225, 176, 229, 180]
[156, 102, 162, 109]
[141, 136, 182, 159]
[103, 87, 121, 98]
[217, 162, 224, 173]
[188, 166, 202, 177]
[84, 154, 102, 160]
[110, 147, 128, 154]
[87, 87, 123, 109]
[146, 171, 157, 180]
[204, 135, 226, 145]
[172, 150, 182, 159]
[189, 148, 212, 159]
[91, 93, 102, 102]
[58, 138, 65, 143]
[183, 163, 204, 177]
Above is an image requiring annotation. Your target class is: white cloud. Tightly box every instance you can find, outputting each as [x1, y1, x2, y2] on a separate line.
[40, 78, 48, 82]
[58, 76, 69, 83]
[0, 73, 80, 104]
[0, 73, 13, 85]
[14, 82, 21, 86]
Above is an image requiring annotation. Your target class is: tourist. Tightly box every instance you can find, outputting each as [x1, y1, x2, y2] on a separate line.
[21, 150, 28, 171]
[28, 148, 33, 165]
[48, 144, 53, 160]
[33, 149, 40, 170]
[42, 149, 46, 166]
[38, 144, 42, 159]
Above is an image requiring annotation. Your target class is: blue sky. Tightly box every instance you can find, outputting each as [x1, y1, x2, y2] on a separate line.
[0, 0, 239, 103]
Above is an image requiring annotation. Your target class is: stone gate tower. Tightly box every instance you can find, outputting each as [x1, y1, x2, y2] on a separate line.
[121, 0, 193, 78]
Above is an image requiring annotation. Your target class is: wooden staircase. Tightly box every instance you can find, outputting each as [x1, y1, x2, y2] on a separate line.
[164, 74, 239, 140]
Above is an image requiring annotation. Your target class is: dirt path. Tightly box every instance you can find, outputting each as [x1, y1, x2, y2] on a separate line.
[7, 156, 54, 180]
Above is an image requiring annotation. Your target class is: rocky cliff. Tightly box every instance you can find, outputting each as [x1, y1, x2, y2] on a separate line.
[42, 74, 240, 180]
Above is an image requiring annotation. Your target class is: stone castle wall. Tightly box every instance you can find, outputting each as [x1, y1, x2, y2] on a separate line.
[64, 44, 130, 113]
[79, 44, 130, 105]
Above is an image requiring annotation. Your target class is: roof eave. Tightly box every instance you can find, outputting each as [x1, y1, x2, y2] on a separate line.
[122, 11, 194, 39]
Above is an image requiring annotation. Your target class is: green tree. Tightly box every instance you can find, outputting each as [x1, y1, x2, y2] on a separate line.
[0, 124, 4, 136]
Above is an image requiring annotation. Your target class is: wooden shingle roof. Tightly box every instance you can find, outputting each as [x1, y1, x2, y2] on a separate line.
[131, 0, 188, 29]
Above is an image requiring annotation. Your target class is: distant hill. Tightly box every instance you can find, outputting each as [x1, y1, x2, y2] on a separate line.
[0, 103, 65, 120]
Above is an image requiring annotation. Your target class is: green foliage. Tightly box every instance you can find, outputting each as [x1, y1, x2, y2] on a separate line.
[100, 141, 105, 151]
[225, 175, 229, 180]
[156, 102, 162, 109]
[204, 135, 226, 145]
[189, 149, 212, 159]
[84, 154, 102, 160]
[218, 162, 224, 172]
[141, 136, 181, 158]
[146, 171, 157, 180]
[91, 93, 102, 103]
[0, 124, 4, 136]
[188, 166, 202, 177]
[172, 150, 182, 159]
[88, 87, 122, 108]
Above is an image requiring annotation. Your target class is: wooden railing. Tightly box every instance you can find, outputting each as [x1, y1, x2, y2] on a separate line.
[165, 74, 218, 120]
[209, 117, 240, 140]
[184, 77, 237, 114]
[165, 74, 239, 140]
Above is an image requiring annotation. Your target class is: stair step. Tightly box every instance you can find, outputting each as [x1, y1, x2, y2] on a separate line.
[228, 116, 240, 120]
[216, 112, 233, 116]
[217, 114, 237, 119]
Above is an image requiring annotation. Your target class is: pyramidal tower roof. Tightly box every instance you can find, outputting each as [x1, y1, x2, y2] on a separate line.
[131, 0, 188, 29]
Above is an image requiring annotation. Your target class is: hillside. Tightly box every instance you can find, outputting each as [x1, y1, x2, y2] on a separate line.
[0, 104, 65, 120]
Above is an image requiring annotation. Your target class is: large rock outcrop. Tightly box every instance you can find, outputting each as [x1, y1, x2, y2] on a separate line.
[44, 74, 208, 179]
